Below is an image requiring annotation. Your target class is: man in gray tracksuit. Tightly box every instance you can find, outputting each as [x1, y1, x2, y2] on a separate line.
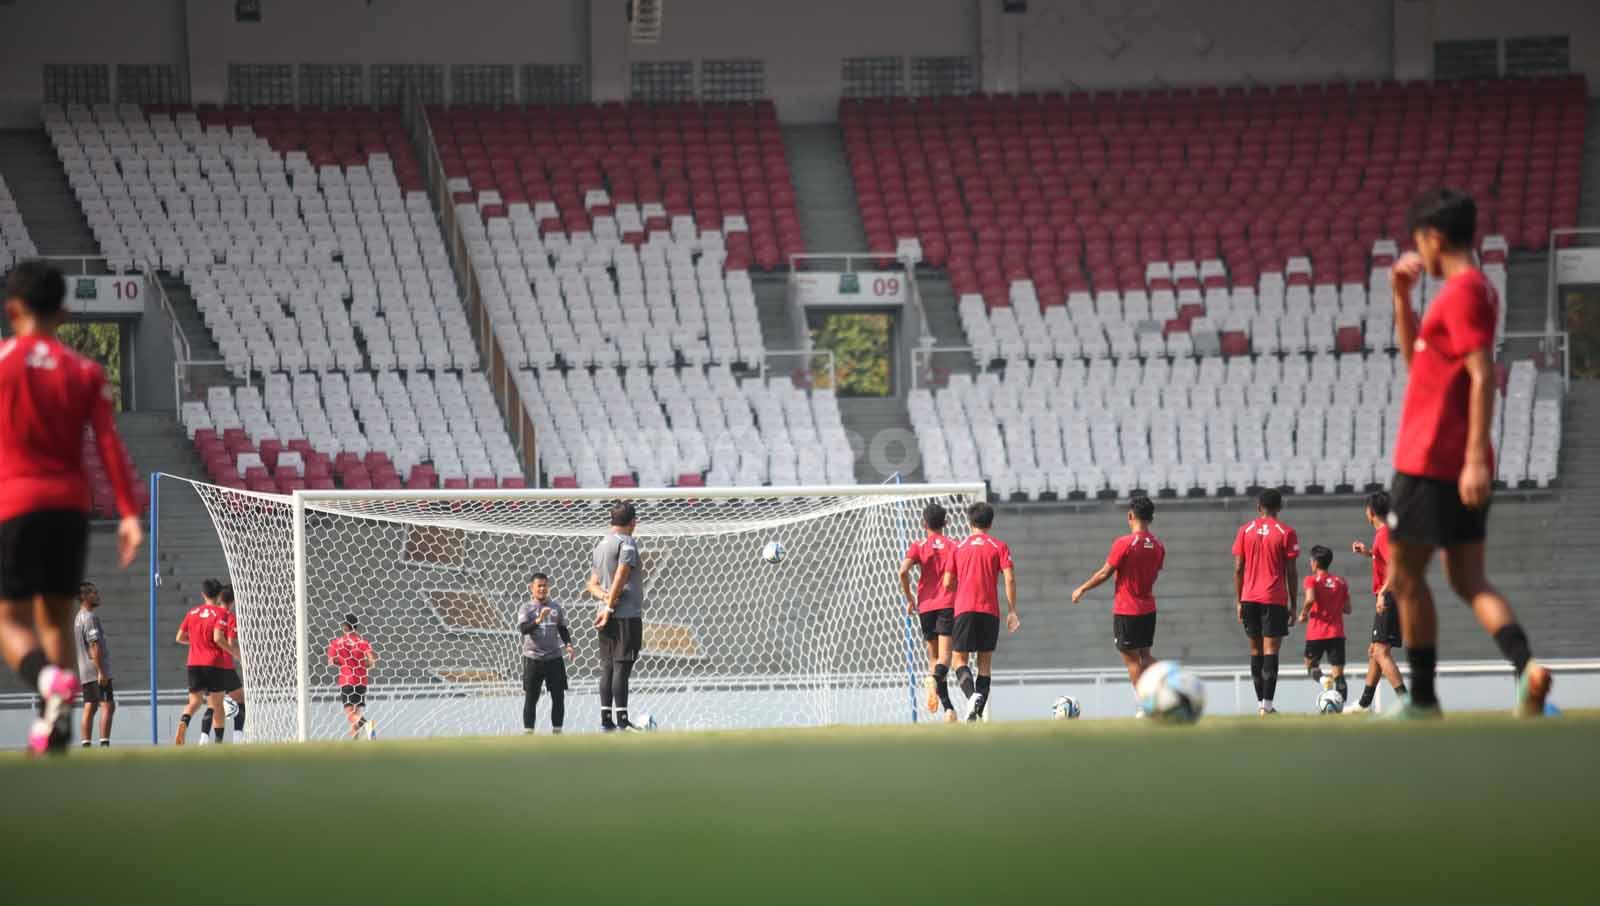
[518, 572, 573, 734]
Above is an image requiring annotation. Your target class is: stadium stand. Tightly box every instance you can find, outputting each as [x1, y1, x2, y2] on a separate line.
[0, 173, 40, 269]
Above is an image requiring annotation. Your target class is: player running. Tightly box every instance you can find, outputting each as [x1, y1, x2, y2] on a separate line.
[175, 580, 231, 745]
[328, 614, 377, 739]
[1070, 495, 1164, 716]
[588, 501, 645, 732]
[944, 501, 1020, 722]
[0, 261, 142, 755]
[1232, 489, 1300, 716]
[1298, 546, 1352, 704]
[518, 572, 573, 735]
[1349, 491, 1408, 712]
[200, 584, 246, 743]
[1387, 188, 1552, 717]
[898, 502, 958, 722]
[74, 582, 114, 747]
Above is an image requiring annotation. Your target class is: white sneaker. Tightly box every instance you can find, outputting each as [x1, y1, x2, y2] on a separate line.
[1345, 703, 1370, 714]
[198, 735, 211, 746]
[965, 694, 985, 722]
[365, 720, 378, 741]
[1134, 707, 1148, 720]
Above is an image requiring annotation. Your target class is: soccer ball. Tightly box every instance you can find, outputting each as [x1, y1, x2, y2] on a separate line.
[1317, 688, 1345, 714]
[1051, 695, 1081, 720]
[760, 540, 785, 564]
[1135, 661, 1206, 724]
[635, 712, 659, 731]
[223, 697, 239, 720]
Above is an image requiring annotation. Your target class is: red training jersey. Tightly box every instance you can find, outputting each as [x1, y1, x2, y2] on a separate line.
[951, 532, 1013, 617]
[0, 335, 138, 522]
[1394, 268, 1498, 481]
[1302, 573, 1350, 641]
[1369, 524, 1390, 595]
[327, 632, 373, 686]
[180, 603, 230, 669]
[212, 604, 238, 670]
[1232, 516, 1300, 606]
[1107, 531, 1164, 616]
[905, 533, 957, 613]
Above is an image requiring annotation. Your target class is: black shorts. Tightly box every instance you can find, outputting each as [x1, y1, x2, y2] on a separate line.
[187, 666, 226, 693]
[213, 668, 242, 693]
[599, 616, 643, 663]
[1113, 612, 1157, 651]
[83, 678, 114, 705]
[1241, 602, 1290, 639]
[918, 608, 954, 641]
[952, 612, 1000, 652]
[523, 656, 568, 694]
[1389, 471, 1489, 548]
[1304, 638, 1347, 666]
[1372, 594, 1404, 647]
[339, 684, 368, 708]
[0, 509, 89, 599]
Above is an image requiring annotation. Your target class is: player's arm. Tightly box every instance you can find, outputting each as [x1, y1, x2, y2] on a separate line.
[897, 557, 917, 613]
[1460, 346, 1496, 508]
[557, 616, 574, 658]
[1284, 559, 1300, 626]
[585, 569, 606, 602]
[88, 638, 108, 683]
[1391, 252, 1423, 367]
[365, 649, 377, 668]
[1232, 555, 1245, 615]
[604, 562, 631, 610]
[941, 569, 955, 591]
[213, 625, 241, 660]
[1002, 567, 1019, 632]
[1351, 540, 1371, 557]
[175, 618, 189, 645]
[1343, 589, 1353, 616]
[1297, 583, 1315, 624]
[87, 368, 143, 566]
[1070, 562, 1115, 604]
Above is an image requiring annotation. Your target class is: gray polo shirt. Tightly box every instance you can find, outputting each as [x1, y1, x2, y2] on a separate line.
[516, 599, 570, 660]
[591, 531, 645, 619]
[75, 607, 110, 684]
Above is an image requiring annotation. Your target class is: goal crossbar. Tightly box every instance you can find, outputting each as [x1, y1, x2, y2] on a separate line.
[293, 482, 988, 503]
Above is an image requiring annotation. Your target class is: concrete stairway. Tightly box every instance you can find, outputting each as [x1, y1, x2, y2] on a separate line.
[1581, 100, 1600, 228]
[753, 270, 801, 357]
[839, 397, 921, 483]
[1505, 252, 1550, 334]
[782, 124, 867, 253]
[0, 128, 98, 255]
[911, 270, 973, 383]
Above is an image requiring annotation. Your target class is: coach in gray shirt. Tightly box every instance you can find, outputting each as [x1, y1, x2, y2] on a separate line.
[587, 501, 644, 731]
[518, 572, 572, 734]
[74, 581, 114, 747]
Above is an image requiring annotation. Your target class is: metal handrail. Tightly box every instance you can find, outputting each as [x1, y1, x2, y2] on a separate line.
[764, 347, 838, 390]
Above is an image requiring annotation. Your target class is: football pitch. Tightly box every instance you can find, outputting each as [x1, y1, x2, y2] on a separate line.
[8, 714, 1598, 904]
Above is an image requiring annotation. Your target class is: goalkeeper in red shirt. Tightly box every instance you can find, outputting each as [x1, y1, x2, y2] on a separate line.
[0, 262, 142, 756]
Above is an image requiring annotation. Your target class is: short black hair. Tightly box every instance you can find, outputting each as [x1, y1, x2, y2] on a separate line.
[923, 503, 947, 532]
[343, 613, 359, 629]
[530, 572, 550, 583]
[1310, 545, 1333, 569]
[202, 578, 224, 600]
[4, 260, 66, 317]
[1128, 495, 1155, 523]
[78, 581, 96, 598]
[220, 585, 235, 605]
[1366, 491, 1391, 520]
[967, 501, 995, 530]
[1406, 187, 1477, 249]
[1258, 488, 1283, 515]
[610, 501, 637, 527]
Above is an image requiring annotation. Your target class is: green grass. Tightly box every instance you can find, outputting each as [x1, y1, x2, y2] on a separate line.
[9, 714, 1600, 904]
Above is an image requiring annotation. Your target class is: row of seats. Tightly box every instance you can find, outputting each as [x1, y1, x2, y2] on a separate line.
[0, 175, 38, 272]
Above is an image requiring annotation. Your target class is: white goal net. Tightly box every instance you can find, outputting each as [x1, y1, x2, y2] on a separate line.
[177, 480, 985, 742]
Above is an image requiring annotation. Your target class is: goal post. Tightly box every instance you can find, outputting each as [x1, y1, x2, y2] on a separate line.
[173, 479, 987, 743]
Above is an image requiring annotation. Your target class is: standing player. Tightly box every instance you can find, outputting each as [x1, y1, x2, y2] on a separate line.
[1386, 188, 1551, 717]
[1070, 495, 1164, 715]
[0, 261, 142, 755]
[1232, 489, 1300, 716]
[1297, 546, 1352, 704]
[328, 614, 377, 739]
[175, 582, 230, 745]
[898, 503, 958, 722]
[200, 584, 246, 743]
[74, 582, 114, 747]
[1349, 491, 1407, 712]
[587, 501, 644, 732]
[944, 501, 1020, 722]
[518, 572, 573, 735]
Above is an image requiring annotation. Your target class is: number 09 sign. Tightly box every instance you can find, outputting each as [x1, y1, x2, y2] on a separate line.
[793, 271, 908, 307]
[66, 276, 145, 316]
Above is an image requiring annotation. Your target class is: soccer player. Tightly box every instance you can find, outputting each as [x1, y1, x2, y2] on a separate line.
[200, 584, 246, 743]
[1349, 491, 1407, 712]
[1232, 488, 1300, 715]
[0, 261, 142, 755]
[74, 582, 114, 747]
[518, 572, 573, 735]
[328, 613, 377, 739]
[944, 501, 1020, 722]
[1387, 188, 1552, 717]
[587, 501, 644, 732]
[898, 502, 958, 722]
[1298, 546, 1352, 704]
[1070, 495, 1164, 715]
[175, 580, 229, 745]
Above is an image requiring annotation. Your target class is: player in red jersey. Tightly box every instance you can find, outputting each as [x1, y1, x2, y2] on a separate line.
[1232, 488, 1300, 715]
[199, 584, 247, 743]
[1348, 491, 1407, 713]
[328, 613, 377, 739]
[898, 502, 959, 722]
[1388, 189, 1551, 717]
[0, 262, 142, 755]
[175, 579, 231, 744]
[943, 501, 1019, 722]
[1297, 546, 1352, 704]
[1071, 495, 1164, 715]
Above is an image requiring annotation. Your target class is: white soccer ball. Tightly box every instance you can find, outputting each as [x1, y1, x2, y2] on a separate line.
[760, 540, 785, 564]
[223, 697, 239, 720]
[1051, 695, 1081, 720]
[636, 712, 659, 731]
[1135, 661, 1206, 724]
[1317, 688, 1345, 714]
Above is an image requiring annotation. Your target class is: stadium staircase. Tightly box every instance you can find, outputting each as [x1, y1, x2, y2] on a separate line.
[782, 124, 867, 252]
[911, 270, 975, 383]
[840, 397, 921, 483]
[0, 129, 98, 255]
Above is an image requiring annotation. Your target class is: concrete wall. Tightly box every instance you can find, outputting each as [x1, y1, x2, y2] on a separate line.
[1418, 0, 1600, 86]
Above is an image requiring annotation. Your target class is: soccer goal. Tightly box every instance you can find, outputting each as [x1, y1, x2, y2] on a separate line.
[171, 480, 986, 742]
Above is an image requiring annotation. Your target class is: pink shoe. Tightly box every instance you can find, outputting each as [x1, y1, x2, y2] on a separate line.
[28, 666, 79, 757]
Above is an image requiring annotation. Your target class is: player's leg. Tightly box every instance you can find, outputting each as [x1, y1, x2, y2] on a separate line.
[1241, 603, 1266, 710]
[951, 649, 974, 699]
[1387, 538, 1439, 709]
[521, 658, 539, 732]
[597, 624, 617, 731]
[1374, 643, 1406, 691]
[99, 680, 115, 745]
[922, 630, 940, 713]
[176, 669, 206, 744]
[1260, 630, 1282, 713]
[1304, 642, 1325, 688]
[201, 705, 214, 739]
[612, 659, 635, 729]
[207, 689, 225, 742]
[548, 658, 567, 734]
[80, 691, 98, 747]
[1441, 541, 1550, 715]
[1328, 640, 1348, 701]
[227, 686, 245, 740]
[970, 649, 994, 720]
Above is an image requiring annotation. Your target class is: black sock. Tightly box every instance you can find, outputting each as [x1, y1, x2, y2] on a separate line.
[550, 691, 564, 730]
[599, 660, 614, 724]
[1263, 654, 1280, 701]
[1306, 665, 1323, 684]
[1335, 676, 1348, 700]
[1359, 683, 1376, 707]
[1493, 624, 1532, 675]
[974, 675, 992, 715]
[1395, 682, 1407, 694]
[201, 708, 213, 735]
[1249, 655, 1264, 700]
[18, 650, 46, 691]
[234, 702, 246, 732]
[933, 664, 954, 712]
[179, 713, 192, 726]
[99, 739, 110, 747]
[1406, 646, 1438, 706]
[955, 665, 975, 698]
[213, 727, 224, 743]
